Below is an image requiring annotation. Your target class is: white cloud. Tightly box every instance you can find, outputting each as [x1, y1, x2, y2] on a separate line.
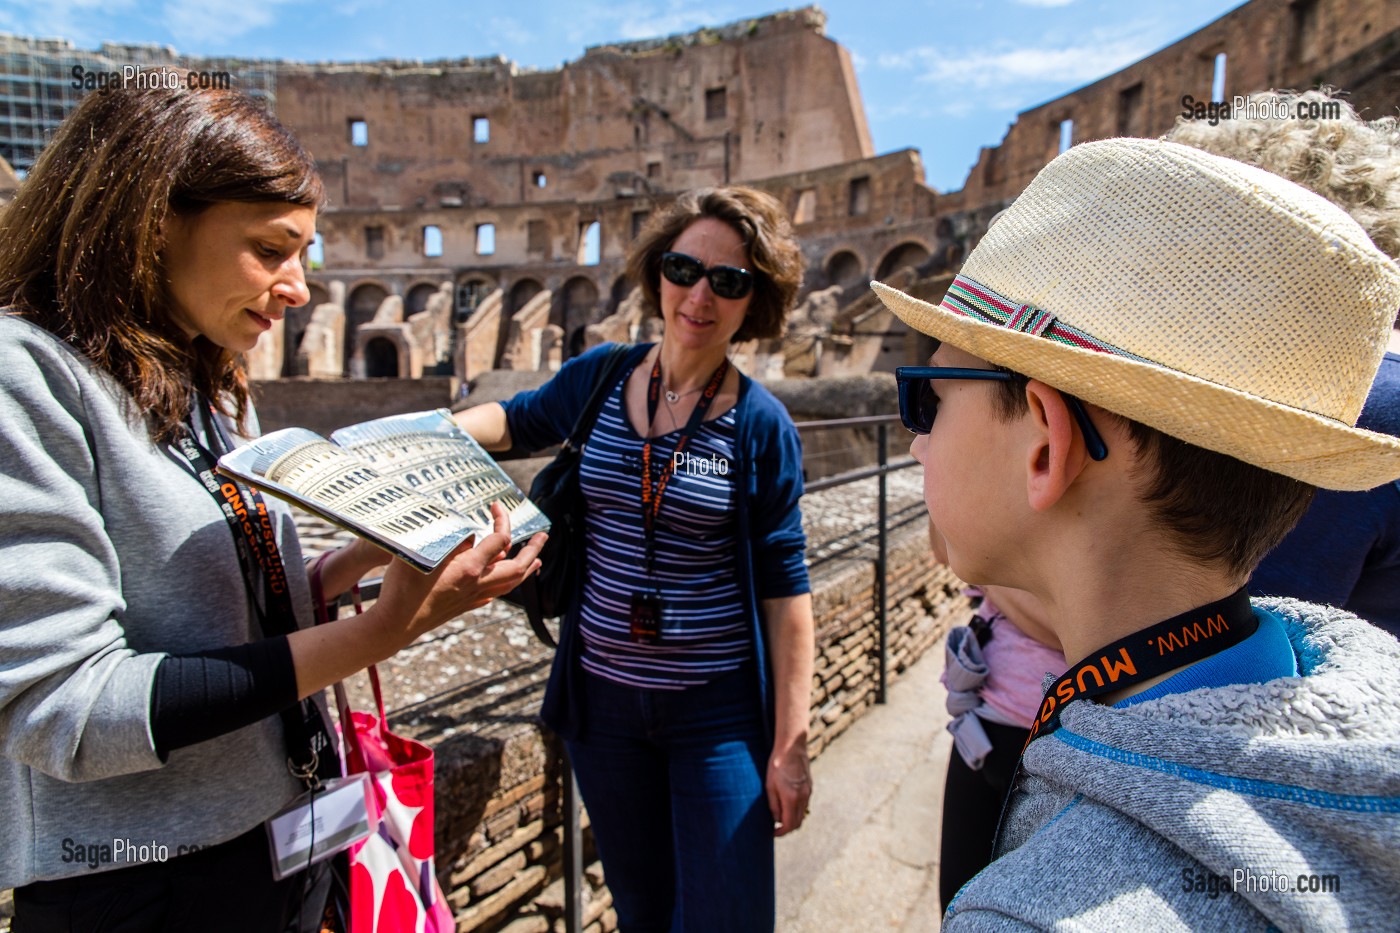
[868, 89, 1024, 122]
[1015, 0, 1076, 7]
[565, 0, 739, 46]
[620, 5, 731, 41]
[877, 49, 920, 71]
[160, 0, 302, 47]
[880, 21, 1164, 95]
[485, 16, 533, 48]
[3, 0, 138, 46]
[921, 40, 1150, 88]
[936, 98, 980, 118]
[330, 0, 387, 15]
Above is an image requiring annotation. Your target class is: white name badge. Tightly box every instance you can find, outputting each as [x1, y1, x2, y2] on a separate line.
[265, 773, 373, 880]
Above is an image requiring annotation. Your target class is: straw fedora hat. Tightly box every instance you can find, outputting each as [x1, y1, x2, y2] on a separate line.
[873, 137, 1400, 491]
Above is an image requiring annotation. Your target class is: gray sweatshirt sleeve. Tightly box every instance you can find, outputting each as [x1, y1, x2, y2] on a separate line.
[0, 331, 166, 782]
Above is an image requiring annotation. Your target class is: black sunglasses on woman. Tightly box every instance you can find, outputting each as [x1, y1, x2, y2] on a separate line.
[660, 251, 755, 300]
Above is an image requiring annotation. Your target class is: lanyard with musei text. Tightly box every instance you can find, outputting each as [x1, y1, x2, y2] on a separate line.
[991, 587, 1257, 853]
[1021, 586, 1257, 750]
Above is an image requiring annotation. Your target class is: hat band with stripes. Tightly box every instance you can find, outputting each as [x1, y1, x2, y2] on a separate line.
[941, 276, 1154, 365]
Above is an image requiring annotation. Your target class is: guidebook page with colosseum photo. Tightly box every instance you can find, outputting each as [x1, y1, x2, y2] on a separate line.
[216, 409, 550, 571]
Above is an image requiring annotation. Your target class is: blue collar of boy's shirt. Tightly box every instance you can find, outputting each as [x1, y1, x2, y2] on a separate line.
[1114, 607, 1298, 708]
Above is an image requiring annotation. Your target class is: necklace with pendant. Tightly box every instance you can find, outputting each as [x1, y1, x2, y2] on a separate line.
[658, 347, 705, 404]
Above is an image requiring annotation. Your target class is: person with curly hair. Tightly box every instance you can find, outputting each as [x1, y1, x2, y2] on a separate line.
[455, 186, 815, 933]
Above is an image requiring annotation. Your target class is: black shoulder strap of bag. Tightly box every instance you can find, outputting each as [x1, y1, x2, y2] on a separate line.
[567, 343, 635, 450]
[521, 343, 635, 647]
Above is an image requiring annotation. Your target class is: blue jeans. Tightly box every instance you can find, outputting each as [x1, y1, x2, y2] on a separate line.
[566, 666, 774, 933]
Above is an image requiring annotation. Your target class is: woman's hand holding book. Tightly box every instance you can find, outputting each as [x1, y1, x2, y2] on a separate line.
[289, 502, 546, 698]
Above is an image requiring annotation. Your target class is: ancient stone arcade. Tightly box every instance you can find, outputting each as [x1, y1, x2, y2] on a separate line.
[234, 0, 1400, 398]
[240, 8, 968, 389]
[1, 0, 1399, 928]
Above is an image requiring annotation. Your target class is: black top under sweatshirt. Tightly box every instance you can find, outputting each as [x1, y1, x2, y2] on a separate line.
[148, 635, 298, 758]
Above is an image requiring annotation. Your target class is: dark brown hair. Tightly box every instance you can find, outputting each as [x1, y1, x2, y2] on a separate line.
[0, 69, 324, 441]
[989, 377, 1314, 580]
[625, 186, 805, 342]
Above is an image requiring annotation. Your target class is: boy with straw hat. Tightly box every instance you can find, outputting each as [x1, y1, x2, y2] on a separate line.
[874, 137, 1400, 930]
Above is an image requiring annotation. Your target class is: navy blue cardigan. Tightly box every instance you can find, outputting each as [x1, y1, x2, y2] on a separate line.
[502, 342, 811, 741]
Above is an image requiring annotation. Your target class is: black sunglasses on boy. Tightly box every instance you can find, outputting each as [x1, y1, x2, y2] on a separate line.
[660, 252, 755, 301]
[896, 366, 1109, 461]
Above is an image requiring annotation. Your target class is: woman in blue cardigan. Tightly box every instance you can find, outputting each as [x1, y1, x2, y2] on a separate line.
[456, 186, 815, 932]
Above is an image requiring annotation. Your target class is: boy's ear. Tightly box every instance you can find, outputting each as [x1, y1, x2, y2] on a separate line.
[1023, 380, 1094, 512]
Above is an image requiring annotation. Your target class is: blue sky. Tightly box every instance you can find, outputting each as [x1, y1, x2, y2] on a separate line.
[0, 0, 1246, 191]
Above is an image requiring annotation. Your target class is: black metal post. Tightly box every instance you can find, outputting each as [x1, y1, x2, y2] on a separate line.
[876, 423, 889, 704]
[562, 750, 583, 933]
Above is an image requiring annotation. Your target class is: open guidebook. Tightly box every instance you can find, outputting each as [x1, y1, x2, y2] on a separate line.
[216, 409, 550, 572]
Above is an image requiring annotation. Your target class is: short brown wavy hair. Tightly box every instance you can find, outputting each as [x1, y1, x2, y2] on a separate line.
[626, 186, 805, 342]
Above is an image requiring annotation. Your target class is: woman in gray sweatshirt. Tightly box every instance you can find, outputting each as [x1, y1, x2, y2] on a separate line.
[0, 72, 544, 931]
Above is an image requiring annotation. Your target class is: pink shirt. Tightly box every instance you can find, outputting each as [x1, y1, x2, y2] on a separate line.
[969, 589, 1067, 729]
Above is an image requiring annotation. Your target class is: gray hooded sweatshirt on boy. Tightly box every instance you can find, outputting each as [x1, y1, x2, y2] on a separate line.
[944, 599, 1400, 932]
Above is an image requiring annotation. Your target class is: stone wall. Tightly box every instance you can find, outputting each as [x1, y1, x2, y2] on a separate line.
[275, 7, 871, 211]
[302, 147, 951, 378]
[250, 376, 454, 436]
[806, 523, 970, 757]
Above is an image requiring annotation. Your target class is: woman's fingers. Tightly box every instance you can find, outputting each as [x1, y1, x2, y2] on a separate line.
[454, 501, 513, 573]
[430, 504, 547, 602]
[361, 503, 549, 653]
[505, 532, 547, 578]
[766, 770, 804, 837]
[766, 771, 783, 828]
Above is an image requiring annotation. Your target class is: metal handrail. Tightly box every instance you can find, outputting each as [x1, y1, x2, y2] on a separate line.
[795, 412, 903, 431]
[806, 456, 916, 493]
[794, 415, 922, 702]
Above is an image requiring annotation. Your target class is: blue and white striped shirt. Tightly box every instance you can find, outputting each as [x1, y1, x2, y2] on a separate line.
[577, 377, 750, 689]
